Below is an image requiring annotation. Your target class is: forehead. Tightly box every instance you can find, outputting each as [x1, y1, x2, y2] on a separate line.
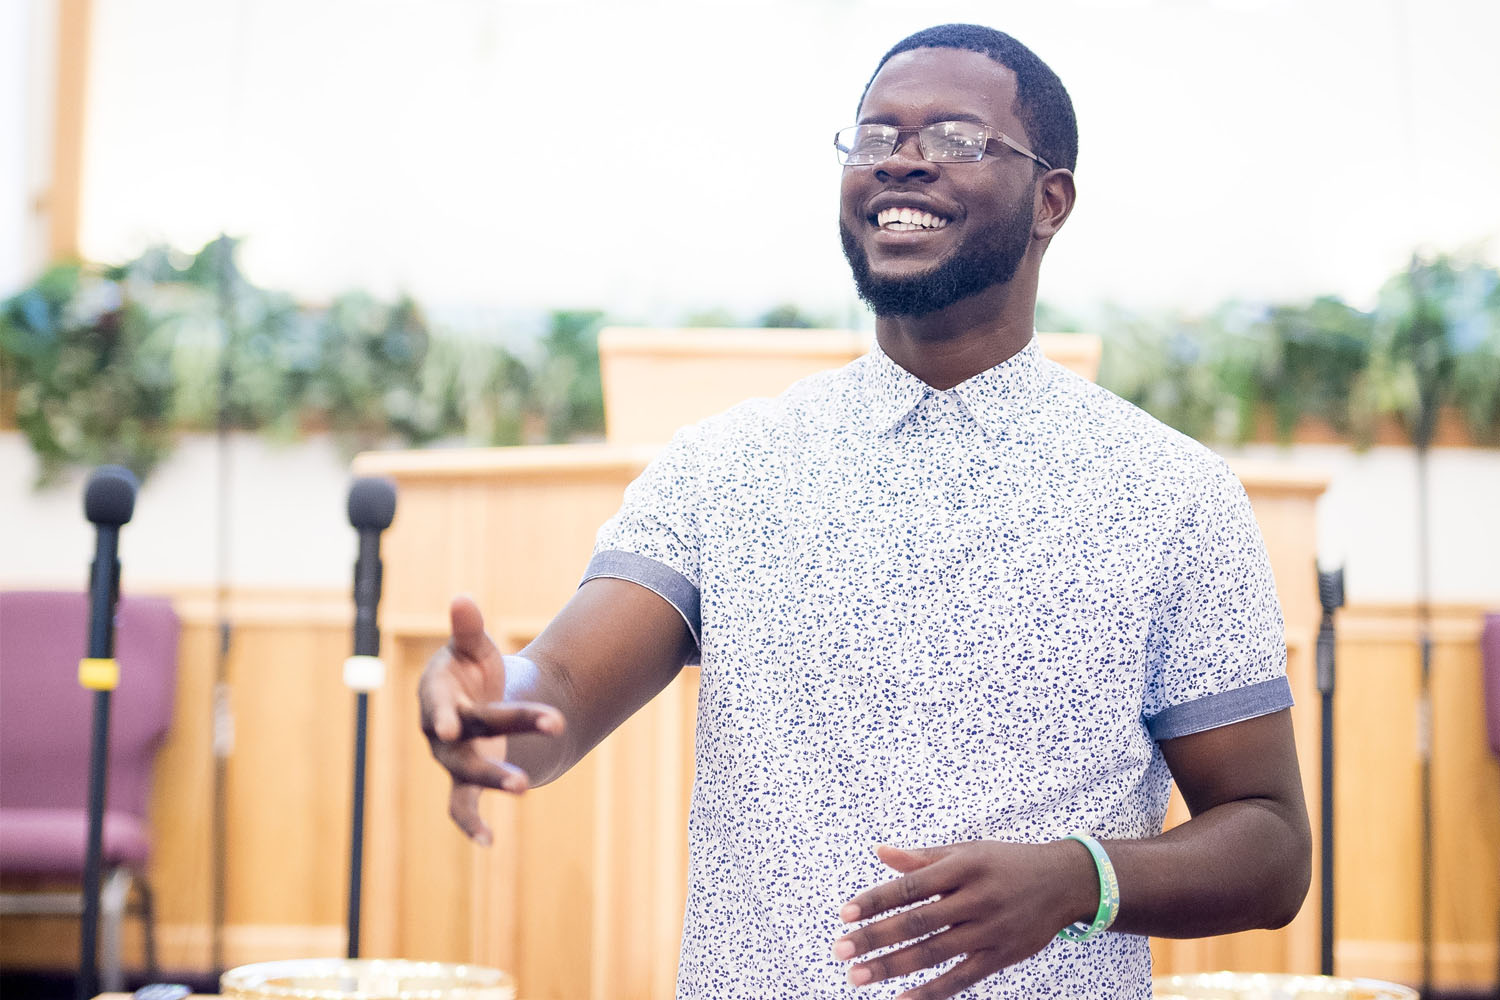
[859, 47, 1022, 132]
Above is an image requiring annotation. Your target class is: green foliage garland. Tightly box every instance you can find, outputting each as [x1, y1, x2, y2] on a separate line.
[2, 243, 1497, 488]
[0, 239, 601, 485]
[1095, 254, 1500, 449]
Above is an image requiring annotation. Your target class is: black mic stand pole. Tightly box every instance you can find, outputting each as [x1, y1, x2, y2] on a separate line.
[344, 478, 397, 958]
[1405, 252, 1442, 999]
[210, 233, 237, 978]
[77, 466, 139, 1000]
[1316, 566, 1345, 977]
[1416, 435, 1434, 999]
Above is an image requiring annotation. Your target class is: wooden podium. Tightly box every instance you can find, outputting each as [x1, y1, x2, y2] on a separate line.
[351, 330, 1328, 1000]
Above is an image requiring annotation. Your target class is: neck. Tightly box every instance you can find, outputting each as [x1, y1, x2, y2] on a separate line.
[874, 266, 1039, 390]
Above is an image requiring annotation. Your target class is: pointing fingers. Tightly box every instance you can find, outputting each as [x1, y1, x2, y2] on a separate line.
[455, 701, 565, 740]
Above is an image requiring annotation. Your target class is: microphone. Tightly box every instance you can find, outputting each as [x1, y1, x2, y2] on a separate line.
[1315, 566, 1344, 696]
[343, 476, 396, 959]
[348, 477, 397, 662]
[78, 465, 138, 1000]
[84, 466, 138, 661]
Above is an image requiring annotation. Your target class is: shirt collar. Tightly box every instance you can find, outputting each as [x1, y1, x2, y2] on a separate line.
[859, 335, 1047, 435]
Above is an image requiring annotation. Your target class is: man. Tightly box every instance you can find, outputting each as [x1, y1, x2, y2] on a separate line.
[420, 23, 1311, 1000]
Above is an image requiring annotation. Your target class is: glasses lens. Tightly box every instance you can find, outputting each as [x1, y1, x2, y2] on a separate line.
[920, 122, 988, 162]
[835, 125, 896, 165]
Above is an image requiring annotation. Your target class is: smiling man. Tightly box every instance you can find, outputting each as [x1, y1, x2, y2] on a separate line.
[420, 23, 1311, 1000]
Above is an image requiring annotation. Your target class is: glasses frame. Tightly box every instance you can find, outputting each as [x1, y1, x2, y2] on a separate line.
[834, 121, 1053, 171]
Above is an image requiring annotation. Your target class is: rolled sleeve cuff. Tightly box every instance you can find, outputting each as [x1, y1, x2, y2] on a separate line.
[1146, 676, 1294, 742]
[581, 550, 702, 651]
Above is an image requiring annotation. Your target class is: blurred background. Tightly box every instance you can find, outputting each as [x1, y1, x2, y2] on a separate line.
[1, 1, 1497, 998]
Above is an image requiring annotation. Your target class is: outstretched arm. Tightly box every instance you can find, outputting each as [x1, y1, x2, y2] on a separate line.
[419, 576, 695, 844]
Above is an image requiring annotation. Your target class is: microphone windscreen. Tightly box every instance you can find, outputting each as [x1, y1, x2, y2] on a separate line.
[348, 477, 397, 531]
[1317, 567, 1344, 612]
[83, 465, 139, 526]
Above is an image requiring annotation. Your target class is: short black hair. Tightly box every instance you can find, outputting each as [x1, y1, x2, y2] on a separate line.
[859, 24, 1078, 173]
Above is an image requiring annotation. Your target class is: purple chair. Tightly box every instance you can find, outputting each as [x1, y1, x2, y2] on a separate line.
[0, 590, 179, 991]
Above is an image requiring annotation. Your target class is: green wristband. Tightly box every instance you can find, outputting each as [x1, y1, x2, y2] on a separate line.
[1057, 833, 1120, 942]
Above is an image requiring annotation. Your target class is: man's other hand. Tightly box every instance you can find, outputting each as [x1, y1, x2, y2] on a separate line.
[418, 595, 565, 845]
[832, 840, 1095, 999]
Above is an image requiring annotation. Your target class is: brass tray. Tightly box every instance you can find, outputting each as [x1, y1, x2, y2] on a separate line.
[221, 959, 515, 1000]
[1153, 972, 1418, 999]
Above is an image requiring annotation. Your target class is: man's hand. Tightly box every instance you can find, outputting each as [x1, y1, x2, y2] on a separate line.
[418, 595, 565, 845]
[832, 840, 1095, 999]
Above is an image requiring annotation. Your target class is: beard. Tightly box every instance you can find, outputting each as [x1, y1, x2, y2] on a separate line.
[839, 192, 1035, 318]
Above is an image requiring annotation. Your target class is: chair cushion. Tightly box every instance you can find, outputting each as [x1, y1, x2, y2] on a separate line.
[0, 807, 150, 874]
[0, 592, 180, 817]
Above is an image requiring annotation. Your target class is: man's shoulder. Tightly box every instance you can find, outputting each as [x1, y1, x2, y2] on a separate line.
[1040, 363, 1238, 489]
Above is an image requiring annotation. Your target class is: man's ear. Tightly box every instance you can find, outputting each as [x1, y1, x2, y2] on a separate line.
[1033, 168, 1076, 240]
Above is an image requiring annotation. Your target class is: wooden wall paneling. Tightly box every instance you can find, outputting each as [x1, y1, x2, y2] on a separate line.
[1331, 608, 1500, 990]
[1431, 621, 1499, 986]
[359, 632, 404, 961]
[149, 615, 220, 969]
[1333, 624, 1423, 977]
[514, 744, 598, 999]
[174, 593, 355, 966]
[363, 633, 481, 964]
[472, 777, 521, 974]
[352, 447, 657, 997]
[586, 670, 696, 1000]
[223, 622, 352, 932]
[595, 329, 1102, 447]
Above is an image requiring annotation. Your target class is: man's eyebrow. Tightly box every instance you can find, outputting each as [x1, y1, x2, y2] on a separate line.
[854, 111, 991, 127]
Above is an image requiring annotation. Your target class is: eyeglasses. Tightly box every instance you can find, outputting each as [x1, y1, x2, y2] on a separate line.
[834, 120, 1052, 170]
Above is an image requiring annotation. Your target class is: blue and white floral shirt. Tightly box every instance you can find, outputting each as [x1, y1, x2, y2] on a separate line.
[583, 336, 1291, 999]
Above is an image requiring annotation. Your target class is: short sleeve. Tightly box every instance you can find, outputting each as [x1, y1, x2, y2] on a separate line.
[1143, 461, 1292, 741]
[581, 422, 706, 653]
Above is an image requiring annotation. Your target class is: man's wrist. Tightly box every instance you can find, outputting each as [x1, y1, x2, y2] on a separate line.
[1051, 836, 1106, 928]
[1055, 834, 1121, 942]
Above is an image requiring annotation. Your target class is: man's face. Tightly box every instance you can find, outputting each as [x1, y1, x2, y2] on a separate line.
[839, 47, 1040, 318]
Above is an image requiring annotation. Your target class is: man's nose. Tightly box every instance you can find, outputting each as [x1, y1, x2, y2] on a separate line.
[874, 132, 937, 181]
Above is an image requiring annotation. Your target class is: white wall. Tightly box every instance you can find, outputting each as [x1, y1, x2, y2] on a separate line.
[2, 430, 1496, 610]
[72, 0, 1500, 323]
[0, 431, 356, 593]
[1222, 442, 1500, 606]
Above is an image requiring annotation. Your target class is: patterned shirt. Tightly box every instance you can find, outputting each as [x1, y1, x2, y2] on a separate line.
[583, 336, 1291, 999]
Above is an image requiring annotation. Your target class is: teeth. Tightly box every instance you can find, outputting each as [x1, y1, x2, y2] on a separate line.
[876, 207, 949, 231]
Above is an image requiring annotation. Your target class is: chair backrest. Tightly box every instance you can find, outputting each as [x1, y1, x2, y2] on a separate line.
[0, 591, 180, 818]
[1483, 612, 1500, 759]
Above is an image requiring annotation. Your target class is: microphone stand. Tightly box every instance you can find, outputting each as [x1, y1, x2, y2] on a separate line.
[1404, 255, 1442, 999]
[344, 478, 397, 958]
[77, 466, 139, 1000]
[1316, 566, 1344, 977]
[1416, 439, 1434, 999]
[210, 233, 237, 978]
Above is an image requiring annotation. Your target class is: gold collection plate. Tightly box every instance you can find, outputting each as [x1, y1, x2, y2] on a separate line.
[220, 959, 516, 1000]
[1153, 972, 1419, 1000]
